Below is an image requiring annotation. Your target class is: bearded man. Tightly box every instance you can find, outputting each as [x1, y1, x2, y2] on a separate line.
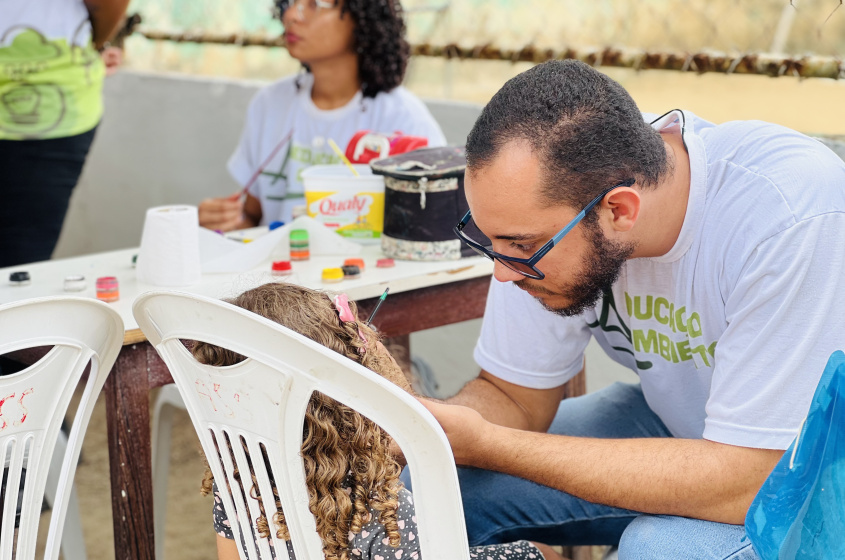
[421, 60, 845, 559]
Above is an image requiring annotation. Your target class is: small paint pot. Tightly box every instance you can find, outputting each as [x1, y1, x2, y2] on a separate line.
[341, 265, 361, 280]
[63, 275, 87, 292]
[96, 276, 120, 302]
[290, 229, 310, 261]
[8, 271, 30, 286]
[321, 267, 344, 284]
[269, 220, 285, 231]
[376, 258, 395, 268]
[271, 260, 293, 276]
[343, 258, 365, 271]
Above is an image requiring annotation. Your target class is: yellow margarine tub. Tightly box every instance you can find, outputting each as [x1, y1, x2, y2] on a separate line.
[301, 164, 385, 243]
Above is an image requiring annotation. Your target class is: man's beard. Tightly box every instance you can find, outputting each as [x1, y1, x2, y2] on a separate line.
[516, 222, 635, 317]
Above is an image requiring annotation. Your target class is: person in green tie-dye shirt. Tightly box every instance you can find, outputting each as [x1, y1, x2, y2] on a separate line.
[0, 0, 129, 267]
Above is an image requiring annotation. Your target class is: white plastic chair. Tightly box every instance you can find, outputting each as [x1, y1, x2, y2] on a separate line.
[0, 296, 123, 560]
[134, 290, 470, 560]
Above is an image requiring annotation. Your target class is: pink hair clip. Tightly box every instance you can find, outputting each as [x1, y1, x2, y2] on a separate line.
[333, 294, 367, 353]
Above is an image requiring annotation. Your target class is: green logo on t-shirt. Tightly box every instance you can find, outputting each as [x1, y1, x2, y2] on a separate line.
[258, 141, 342, 201]
[588, 290, 718, 370]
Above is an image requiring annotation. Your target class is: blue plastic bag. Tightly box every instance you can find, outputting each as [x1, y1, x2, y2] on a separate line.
[745, 350, 845, 559]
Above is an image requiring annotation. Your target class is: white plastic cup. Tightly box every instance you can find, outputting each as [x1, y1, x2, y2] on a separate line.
[136, 205, 202, 286]
[301, 164, 385, 244]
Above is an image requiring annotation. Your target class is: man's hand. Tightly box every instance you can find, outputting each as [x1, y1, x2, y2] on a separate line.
[419, 398, 493, 466]
[198, 192, 246, 231]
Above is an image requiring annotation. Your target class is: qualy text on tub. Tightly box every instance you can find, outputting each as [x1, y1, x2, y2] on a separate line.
[311, 193, 373, 217]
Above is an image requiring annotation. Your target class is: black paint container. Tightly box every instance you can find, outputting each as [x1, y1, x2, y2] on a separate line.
[371, 146, 475, 261]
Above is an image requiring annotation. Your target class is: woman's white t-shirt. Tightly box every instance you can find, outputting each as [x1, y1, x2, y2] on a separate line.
[474, 110, 845, 450]
[228, 73, 447, 224]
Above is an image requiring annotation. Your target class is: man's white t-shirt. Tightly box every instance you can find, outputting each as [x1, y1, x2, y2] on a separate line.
[475, 110, 845, 450]
[228, 73, 447, 224]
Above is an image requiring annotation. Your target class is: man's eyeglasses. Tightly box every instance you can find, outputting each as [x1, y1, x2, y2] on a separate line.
[454, 179, 635, 280]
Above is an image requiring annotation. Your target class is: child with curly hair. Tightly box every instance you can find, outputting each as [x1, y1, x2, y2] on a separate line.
[194, 283, 565, 560]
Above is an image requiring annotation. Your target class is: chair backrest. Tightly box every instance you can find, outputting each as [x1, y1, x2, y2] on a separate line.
[133, 290, 470, 560]
[0, 297, 123, 560]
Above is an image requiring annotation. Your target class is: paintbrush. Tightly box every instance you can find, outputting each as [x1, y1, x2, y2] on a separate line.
[239, 129, 294, 198]
[365, 287, 390, 327]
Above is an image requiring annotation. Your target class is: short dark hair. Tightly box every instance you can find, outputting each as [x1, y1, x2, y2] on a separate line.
[274, 0, 410, 98]
[465, 60, 669, 210]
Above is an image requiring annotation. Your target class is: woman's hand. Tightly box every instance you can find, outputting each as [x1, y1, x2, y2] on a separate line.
[101, 46, 123, 76]
[198, 192, 250, 231]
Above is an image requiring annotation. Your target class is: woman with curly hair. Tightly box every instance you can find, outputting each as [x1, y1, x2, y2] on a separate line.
[198, 0, 446, 231]
[196, 283, 564, 560]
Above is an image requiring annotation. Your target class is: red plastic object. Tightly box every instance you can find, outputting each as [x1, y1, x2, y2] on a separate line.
[271, 260, 293, 276]
[345, 131, 429, 164]
[376, 258, 395, 268]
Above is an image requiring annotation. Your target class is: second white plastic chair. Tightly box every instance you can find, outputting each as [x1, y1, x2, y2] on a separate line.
[134, 290, 470, 560]
[0, 296, 123, 560]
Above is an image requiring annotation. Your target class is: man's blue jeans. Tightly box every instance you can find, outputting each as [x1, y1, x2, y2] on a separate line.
[407, 382, 760, 560]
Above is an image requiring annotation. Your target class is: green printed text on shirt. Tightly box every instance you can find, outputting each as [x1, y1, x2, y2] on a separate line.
[625, 293, 718, 367]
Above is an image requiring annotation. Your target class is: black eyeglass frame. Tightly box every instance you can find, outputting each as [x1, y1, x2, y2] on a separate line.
[454, 178, 636, 279]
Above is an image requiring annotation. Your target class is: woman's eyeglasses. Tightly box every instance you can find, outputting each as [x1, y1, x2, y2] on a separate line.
[454, 179, 635, 280]
[288, 0, 337, 20]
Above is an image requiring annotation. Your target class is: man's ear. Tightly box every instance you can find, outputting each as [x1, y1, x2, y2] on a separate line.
[603, 187, 640, 232]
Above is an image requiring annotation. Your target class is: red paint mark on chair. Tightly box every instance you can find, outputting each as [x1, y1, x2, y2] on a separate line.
[15, 388, 33, 426]
[195, 380, 218, 412]
[0, 392, 15, 430]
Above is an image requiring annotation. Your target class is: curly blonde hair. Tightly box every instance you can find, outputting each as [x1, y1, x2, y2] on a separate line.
[195, 283, 407, 560]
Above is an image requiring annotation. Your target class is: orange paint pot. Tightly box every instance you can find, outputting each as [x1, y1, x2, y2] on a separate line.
[96, 276, 120, 302]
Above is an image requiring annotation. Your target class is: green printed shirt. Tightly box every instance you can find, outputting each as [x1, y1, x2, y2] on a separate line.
[0, 0, 105, 140]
